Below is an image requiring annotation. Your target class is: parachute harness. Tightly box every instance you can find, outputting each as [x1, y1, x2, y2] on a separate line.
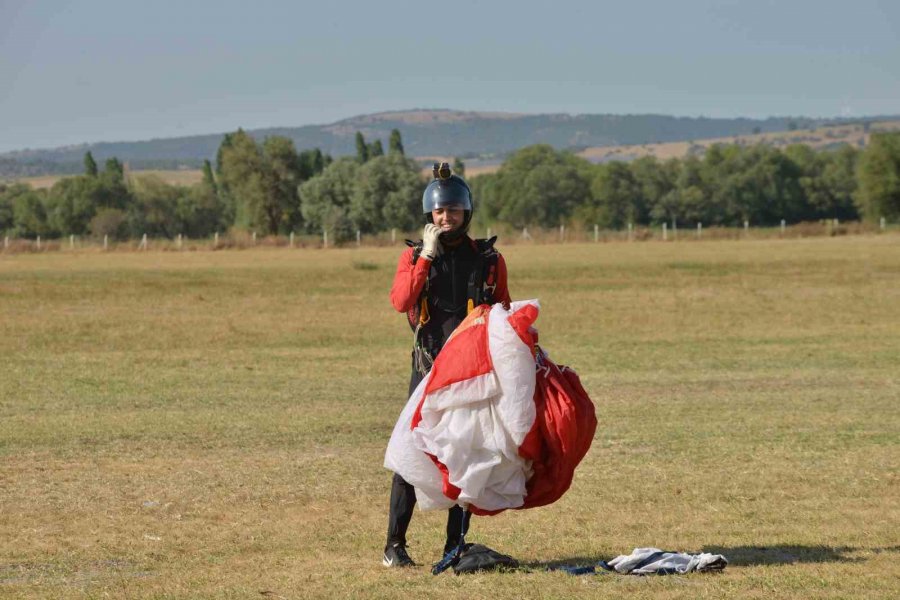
[431, 505, 471, 575]
[412, 279, 434, 376]
[407, 237, 499, 377]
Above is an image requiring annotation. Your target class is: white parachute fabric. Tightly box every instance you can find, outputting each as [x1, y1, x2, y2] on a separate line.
[384, 300, 540, 512]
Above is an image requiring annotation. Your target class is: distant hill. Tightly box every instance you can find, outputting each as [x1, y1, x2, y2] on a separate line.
[2, 109, 897, 177]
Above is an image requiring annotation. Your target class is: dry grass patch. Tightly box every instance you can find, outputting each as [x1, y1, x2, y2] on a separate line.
[1, 237, 899, 598]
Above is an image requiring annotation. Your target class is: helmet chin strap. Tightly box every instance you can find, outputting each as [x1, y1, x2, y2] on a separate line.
[439, 223, 469, 244]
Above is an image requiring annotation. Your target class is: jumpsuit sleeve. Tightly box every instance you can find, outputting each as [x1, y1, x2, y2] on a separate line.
[390, 246, 433, 313]
[494, 254, 511, 305]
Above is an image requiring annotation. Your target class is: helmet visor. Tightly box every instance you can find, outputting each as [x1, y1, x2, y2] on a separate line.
[422, 178, 472, 213]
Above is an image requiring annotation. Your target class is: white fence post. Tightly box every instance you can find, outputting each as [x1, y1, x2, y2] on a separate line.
[141, 233, 147, 250]
[627, 222, 633, 242]
[744, 220, 749, 237]
[487, 227, 492, 239]
[37, 236, 41, 250]
[3, 236, 8, 250]
[391, 228, 396, 244]
[559, 224, 565, 242]
[697, 222, 702, 239]
[662, 222, 667, 241]
[881, 217, 886, 230]
[103, 234, 108, 251]
[290, 232, 295, 248]
[323, 229, 328, 248]
[252, 231, 257, 245]
[522, 227, 529, 240]
[356, 230, 361, 247]
[177, 233, 183, 250]
[214, 232, 219, 248]
[781, 219, 786, 236]
[594, 224, 599, 242]
[69, 234, 75, 249]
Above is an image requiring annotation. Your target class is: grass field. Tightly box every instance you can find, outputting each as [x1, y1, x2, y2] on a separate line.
[1, 236, 899, 599]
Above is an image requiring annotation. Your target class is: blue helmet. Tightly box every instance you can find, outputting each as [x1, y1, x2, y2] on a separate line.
[423, 162, 473, 237]
[422, 162, 472, 212]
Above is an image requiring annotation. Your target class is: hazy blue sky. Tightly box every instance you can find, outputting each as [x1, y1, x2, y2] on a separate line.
[1, 0, 898, 152]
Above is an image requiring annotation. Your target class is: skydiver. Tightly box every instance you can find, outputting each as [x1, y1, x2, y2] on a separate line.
[383, 162, 511, 568]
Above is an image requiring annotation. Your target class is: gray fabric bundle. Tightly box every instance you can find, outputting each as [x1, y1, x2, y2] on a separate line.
[601, 547, 728, 575]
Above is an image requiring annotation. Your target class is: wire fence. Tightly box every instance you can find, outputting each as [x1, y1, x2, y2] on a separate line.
[0, 218, 894, 254]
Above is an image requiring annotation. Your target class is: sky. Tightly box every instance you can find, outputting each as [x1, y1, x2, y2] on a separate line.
[1, 0, 898, 153]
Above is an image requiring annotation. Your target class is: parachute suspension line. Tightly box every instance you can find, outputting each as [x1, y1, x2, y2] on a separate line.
[412, 322, 434, 376]
[431, 504, 471, 575]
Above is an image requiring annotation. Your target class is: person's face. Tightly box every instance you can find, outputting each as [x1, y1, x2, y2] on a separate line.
[431, 207, 465, 233]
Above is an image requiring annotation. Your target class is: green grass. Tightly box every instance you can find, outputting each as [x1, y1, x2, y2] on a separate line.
[1, 236, 899, 599]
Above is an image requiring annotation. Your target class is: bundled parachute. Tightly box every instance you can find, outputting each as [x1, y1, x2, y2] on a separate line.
[384, 300, 596, 515]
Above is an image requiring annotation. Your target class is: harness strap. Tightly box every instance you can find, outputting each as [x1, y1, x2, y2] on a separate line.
[432, 505, 471, 575]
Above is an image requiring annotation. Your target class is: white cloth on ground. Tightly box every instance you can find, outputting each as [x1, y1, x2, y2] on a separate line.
[602, 547, 728, 575]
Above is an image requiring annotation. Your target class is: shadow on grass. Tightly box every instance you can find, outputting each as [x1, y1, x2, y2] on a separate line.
[526, 545, 900, 571]
[526, 556, 604, 570]
[701, 544, 900, 566]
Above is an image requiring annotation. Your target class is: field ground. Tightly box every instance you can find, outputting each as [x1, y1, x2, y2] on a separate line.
[1, 236, 899, 599]
[12, 169, 205, 190]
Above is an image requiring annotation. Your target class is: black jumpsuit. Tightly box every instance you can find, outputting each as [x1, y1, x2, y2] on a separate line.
[386, 238, 501, 554]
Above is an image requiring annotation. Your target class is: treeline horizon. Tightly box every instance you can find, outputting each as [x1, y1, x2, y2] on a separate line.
[2, 130, 899, 242]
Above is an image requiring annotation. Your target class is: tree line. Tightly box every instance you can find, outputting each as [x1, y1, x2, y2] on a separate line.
[469, 133, 900, 230]
[2, 130, 899, 241]
[0, 128, 419, 241]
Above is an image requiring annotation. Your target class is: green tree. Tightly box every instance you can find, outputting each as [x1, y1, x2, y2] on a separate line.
[369, 139, 384, 158]
[215, 133, 233, 176]
[481, 145, 591, 227]
[84, 151, 98, 177]
[452, 157, 465, 177]
[350, 154, 425, 233]
[104, 157, 124, 180]
[261, 136, 304, 233]
[299, 158, 359, 240]
[856, 132, 900, 221]
[100, 157, 131, 212]
[298, 148, 331, 180]
[355, 132, 370, 164]
[672, 155, 718, 225]
[0, 184, 14, 233]
[214, 132, 237, 225]
[201, 159, 216, 191]
[45, 176, 104, 235]
[217, 130, 303, 234]
[701, 143, 803, 225]
[127, 175, 181, 238]
[468, 173, 502, 228]
[176, 180, 225, 238]
[11, 186, 50, 237]
[586, 162, 641, 228]
[217, 129, 263, 230]
[389, 129, 405, 156]
[89, 208, 128, 240]
[631, 156, 676, 224]
[784, 144, 860, 221]
[821, 145, 859, 220]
